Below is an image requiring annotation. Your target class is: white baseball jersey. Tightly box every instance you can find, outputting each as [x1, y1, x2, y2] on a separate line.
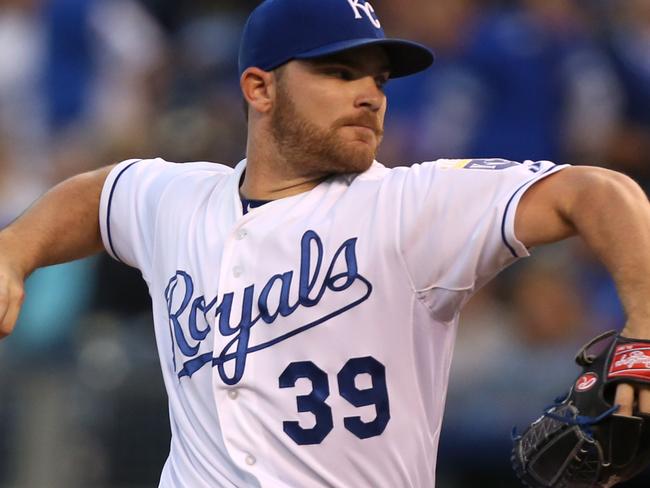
[99, 157, 566, 487]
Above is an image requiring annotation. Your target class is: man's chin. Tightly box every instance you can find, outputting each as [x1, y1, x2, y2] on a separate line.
[328, 146, 375, 174]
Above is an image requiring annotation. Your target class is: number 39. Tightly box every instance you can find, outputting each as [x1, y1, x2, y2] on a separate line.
[278, 356, 390, 445]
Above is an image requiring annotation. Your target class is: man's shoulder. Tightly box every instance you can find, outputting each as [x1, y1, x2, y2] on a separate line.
[106, 158, 240, 204]
[380, 158, 550, 175]
[351, 158, 545, 191]
[354, 159, 451, 180]
[145, 158, 237, 175]
[112, 157, 238, 182]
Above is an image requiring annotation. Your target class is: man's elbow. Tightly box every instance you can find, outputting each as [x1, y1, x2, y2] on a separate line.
[565, 166, 647, 210]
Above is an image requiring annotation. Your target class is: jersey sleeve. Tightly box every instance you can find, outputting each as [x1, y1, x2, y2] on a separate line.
[397, 158, 567, 317]
[99, 158, 196, 277]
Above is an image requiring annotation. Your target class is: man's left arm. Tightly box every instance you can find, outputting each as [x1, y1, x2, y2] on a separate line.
[516, 165, 650, 415]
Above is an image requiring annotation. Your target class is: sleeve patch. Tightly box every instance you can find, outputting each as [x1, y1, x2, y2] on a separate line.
[436, 158, 548, 173]
[463, 159, 522, 171]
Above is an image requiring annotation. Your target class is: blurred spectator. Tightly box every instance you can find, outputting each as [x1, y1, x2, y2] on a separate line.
[378, 0, 483, 164]
[44, 0, 167, 180]
[600, 0, 650, 189]
[0, 0, 47, 164]
[43, 0, 96, 132]
[380, 0, 621, 166]
[0, 137, 47, 227]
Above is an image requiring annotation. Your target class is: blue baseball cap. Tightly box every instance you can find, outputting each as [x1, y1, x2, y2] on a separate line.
[238, 0, 434, 79]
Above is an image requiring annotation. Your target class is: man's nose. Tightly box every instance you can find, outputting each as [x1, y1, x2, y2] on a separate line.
[354, 76, 385, 112]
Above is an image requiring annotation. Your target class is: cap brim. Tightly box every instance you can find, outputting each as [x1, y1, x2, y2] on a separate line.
[294, 38, 434, 78]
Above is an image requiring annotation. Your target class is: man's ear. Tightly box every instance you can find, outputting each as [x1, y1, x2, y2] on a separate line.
[241, 67, 276, 115]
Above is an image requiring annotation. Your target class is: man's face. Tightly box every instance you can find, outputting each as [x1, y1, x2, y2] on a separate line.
[269, 45, 390, 176]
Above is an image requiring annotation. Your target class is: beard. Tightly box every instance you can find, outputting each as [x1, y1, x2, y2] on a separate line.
[270, 82, 384, 177]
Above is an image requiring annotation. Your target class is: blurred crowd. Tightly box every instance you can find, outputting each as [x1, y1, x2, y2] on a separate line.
[0, 0, 649, 487]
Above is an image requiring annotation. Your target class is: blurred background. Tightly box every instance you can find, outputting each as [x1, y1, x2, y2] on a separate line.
[0, 0, 649, 486]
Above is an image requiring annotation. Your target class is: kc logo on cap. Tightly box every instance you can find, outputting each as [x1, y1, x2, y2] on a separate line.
[238, 0, 433, 79]
[346, 0, 381, 29]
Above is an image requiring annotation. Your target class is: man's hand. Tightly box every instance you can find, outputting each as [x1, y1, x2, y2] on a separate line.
[615, 384, 650, 416]
[0, 227, 33, 339]
[0, 253, 27, 339]
[617, 323, 650, 416]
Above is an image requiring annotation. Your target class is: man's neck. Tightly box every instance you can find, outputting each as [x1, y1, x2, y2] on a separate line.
[240, 144, 328, 201]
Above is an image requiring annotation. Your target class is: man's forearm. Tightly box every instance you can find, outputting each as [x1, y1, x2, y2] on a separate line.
[0, 165, 114, 278]
[516, 165, 650, 416]
[0, 164, 114, 336]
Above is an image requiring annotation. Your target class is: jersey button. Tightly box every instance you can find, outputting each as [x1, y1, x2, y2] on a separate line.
[233, 265, 244, 278]
[236, 229, 248, 240]
[227, 389, 238, 400]
[245, 454, 256, 466]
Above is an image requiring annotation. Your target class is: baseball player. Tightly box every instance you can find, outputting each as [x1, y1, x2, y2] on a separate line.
[1, 0, 650, 487]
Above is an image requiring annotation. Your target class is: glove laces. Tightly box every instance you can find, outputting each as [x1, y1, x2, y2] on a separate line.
[542, 393, 620, 437]
[512, 393, 620, 441]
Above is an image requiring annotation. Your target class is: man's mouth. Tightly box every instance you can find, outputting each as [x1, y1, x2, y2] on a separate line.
[343, 123, 383, 138]
[338, 113, 383, 135]
[346, 124, 376, 134]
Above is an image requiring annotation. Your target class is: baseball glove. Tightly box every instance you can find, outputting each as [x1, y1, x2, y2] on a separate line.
[512, 330, 650, 487]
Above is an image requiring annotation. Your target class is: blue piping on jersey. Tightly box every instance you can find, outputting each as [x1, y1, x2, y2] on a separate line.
[106, 160, 143, 263]
[500, 165, 557, 258]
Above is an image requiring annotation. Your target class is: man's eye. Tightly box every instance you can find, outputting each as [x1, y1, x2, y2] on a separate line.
[329, 69, 353, 80]
[375, 76, 389, 89]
